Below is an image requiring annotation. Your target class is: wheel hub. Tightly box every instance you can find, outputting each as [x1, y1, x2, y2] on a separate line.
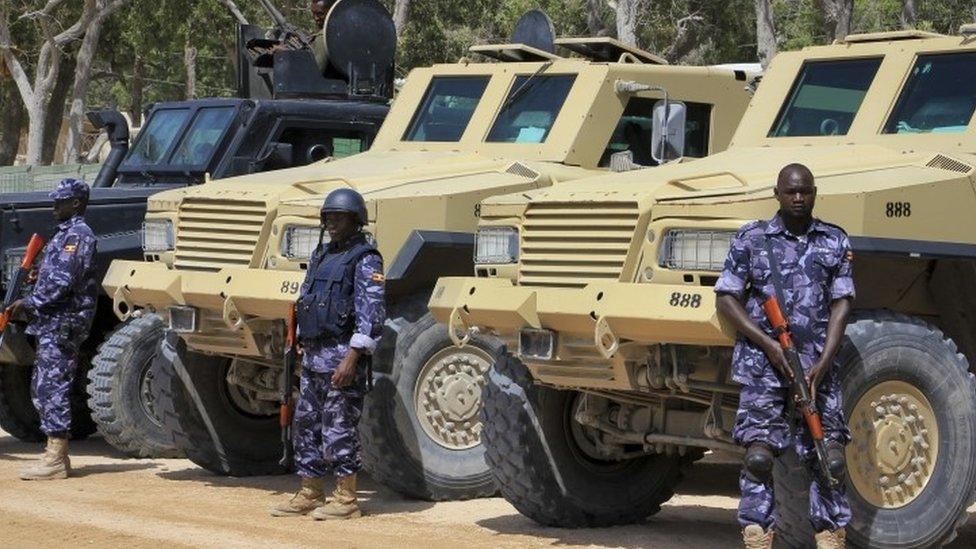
[139, 360, 164, 428]
[415, 347, 492, 450]
[848, 380, 938, 509]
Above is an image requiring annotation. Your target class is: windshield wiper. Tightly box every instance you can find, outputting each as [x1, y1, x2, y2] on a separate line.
[498, 62, 553, 114]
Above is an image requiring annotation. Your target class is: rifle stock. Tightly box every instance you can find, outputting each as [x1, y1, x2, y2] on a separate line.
[762, 296, 838, 487]
[279, 303, 298, 468]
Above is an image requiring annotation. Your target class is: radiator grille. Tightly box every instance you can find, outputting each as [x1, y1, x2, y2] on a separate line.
[518, 202, 639, 288]
[174, 198, 269, 272]
[926, 154, 973, 174]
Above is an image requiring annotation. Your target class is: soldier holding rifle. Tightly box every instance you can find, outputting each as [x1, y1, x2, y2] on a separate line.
[715, 164, 854, 549]
[270, 188, 385, 520]
[4, 179, 98, 481]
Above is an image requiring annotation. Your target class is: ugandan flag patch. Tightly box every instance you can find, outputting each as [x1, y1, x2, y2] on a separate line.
[846, 250, 854, 262]
[63, 244, 77, 254]
[371, 273, 386, 283]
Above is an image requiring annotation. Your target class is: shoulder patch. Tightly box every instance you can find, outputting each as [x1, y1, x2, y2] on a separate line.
[371, 273, 386, 283]
[63, 244, 77, 254]
[846, 250, 854, 262]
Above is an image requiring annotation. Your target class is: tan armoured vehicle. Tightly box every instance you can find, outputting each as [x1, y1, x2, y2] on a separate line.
[98, 24, 758, 499]
[430, 29, 976, 546]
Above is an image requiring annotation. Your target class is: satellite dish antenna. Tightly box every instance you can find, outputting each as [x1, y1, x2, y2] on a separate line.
[322, 0, 397, 84]
[511, 9, 556, 54]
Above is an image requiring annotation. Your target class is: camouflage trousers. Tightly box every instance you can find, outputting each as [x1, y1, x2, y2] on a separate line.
[293, 369, 364, 479]
[31, 332, 81, 437]
[732, 377, 852, 532]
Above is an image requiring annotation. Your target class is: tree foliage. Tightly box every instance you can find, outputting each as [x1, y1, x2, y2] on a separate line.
[2, 0, 974, 165]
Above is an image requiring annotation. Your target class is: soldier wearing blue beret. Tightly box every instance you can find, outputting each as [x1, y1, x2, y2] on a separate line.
[7, 178, 98, 480]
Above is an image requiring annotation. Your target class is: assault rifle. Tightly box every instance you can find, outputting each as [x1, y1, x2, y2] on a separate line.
[279, 303, 298, 469]
[258, 0, 315, 51]
[762, 295, 839, 488]
[0, 234, 46, 349]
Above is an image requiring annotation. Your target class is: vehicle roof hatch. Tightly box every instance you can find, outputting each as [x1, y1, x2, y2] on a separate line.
[468, 43, 561, 62]
[555, 37, 668, 65]
[839, 30, 945, 44]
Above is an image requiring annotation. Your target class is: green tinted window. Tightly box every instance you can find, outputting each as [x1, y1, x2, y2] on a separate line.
[599, 99, 711, 167]
[486, 75, 576, 143]
[123, 109, 190, 166]
[884, 53, 976, 134]
[170, 107, 236, 166]
[769, 58, 882, 137]
[403, 76, 490, 142]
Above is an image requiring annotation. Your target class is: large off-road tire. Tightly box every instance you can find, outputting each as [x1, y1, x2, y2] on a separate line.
[0, 345, 96, 442]
[774, 311, 976, 548]
[154, 335, 284, 476]
[481, 353, 690, 527]
[87, 314, 182, 458]
[360, 313, 498, 500]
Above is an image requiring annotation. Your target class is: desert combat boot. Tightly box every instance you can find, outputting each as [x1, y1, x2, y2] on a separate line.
[20, 437, 70, 480]
[269, 477, 325, 516]
[815, 528, 846, 549]
[311, 474, 361, 520]
[742, 524, 774, 549]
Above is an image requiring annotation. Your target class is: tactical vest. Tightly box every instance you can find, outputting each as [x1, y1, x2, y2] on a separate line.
[296, 234, 378, 342]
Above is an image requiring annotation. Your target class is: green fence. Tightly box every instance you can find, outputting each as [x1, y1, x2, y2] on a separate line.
[0, 164, 103, 195]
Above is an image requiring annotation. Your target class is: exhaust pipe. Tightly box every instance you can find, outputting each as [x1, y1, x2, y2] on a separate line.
[87, 110, 130, 188]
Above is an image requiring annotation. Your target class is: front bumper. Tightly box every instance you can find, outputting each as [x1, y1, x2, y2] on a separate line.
[429, 276, 735, 388]
[104, 260, 304, 355]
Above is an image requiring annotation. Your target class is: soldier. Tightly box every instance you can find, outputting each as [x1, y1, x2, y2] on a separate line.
[309, 0, 338, 72]
[6, 178, 98, 480]
[715, 163, 854, 549]
[270, 187, 385, 520]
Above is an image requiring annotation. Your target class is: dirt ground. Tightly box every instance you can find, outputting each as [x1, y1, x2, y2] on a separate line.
[1, 431, 974, 548]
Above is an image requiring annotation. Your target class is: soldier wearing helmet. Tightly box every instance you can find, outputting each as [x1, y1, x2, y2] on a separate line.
[6, 179, 98, 481]
[270, 187, 385, 520]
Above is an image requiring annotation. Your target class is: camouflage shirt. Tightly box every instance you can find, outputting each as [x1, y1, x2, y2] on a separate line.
[300, 239, 385, 374]
[715, 213, 855, 387]
[24, 215, 98, 335]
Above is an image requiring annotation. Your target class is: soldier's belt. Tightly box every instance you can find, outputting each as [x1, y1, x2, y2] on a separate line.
[104, 260, 304, 325]
[429, 277, 735, 356]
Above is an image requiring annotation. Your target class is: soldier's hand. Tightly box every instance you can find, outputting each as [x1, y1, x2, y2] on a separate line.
[761, 337, 793, 382]
[4, 299, 24, 321]
[332, 349, 362, 388]
[807, 359, 829, 400]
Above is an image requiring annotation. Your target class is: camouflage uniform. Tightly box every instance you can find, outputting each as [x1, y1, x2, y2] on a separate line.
[715, 212, 854, 533]
[293, 235, 385, 480]
[22, 180, 98, 438]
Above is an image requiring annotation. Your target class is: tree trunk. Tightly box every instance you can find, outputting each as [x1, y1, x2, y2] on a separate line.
[393, 0, 410, 36]
[755, 0, 777, 68]
[129, 55, 144, 126]
[0, 81, 25, 165]
[184, 39, 197, 100]
[900, 0, 917, 28]
[615, 0, 639, 46]
[24, 101, 47, 167]
[586, 0, 611, 37]
[816, 0, 853, 41]
[64, 16, 108, 163]
[41, 57, 76, 165]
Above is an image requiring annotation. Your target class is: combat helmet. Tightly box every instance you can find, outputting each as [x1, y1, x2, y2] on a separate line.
[321, 188, 367, 226]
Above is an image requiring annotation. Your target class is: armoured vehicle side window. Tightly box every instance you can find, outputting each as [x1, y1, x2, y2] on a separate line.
[769, 58, 882, 137]
[599, 99, 712, 167]
[883, 52, 976, 134]
[403, 76, 490, 142]
[486, 75, 576, 143]
[170, 107, 237, 166]
[123, 109, 191, 166]
[277, 126, 366, 164]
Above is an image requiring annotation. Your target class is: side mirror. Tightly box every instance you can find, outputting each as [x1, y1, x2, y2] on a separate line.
[651, 100, 686, 164]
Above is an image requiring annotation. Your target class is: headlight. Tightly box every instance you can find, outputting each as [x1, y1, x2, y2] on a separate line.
[283, 225, 325, 260]
[2, 251, 23, 287]
[142, 220, 174, 252]
[475, 227, 519, 264]
[660, 229, 734, 271]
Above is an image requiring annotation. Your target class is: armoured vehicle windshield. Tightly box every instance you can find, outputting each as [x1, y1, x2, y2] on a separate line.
[121, 105, 236, 170]
[883, 52, 976, 134]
